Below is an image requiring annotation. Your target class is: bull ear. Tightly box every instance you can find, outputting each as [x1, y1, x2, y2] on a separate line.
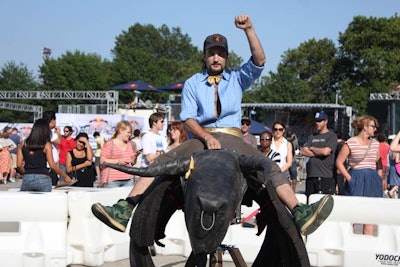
[239, 155, 272, 185]
[103, 156, 191, 177]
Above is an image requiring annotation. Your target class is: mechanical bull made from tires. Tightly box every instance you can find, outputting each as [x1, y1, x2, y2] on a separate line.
[104, 149, 311, 267]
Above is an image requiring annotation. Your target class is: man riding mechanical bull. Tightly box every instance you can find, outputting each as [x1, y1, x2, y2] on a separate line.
[92, 14, 334, 266]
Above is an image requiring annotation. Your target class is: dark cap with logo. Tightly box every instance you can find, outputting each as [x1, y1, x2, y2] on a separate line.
[204, 34, 228, 52]
[241, 116, 251, 124]
[314, 111, 328, 122]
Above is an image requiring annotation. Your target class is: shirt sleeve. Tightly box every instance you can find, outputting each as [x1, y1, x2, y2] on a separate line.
[180, 75, 200, 122]
[327, 133, 338, 153]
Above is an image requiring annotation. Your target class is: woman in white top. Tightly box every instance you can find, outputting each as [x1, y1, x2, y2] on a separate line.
[271, 122, 293, 179]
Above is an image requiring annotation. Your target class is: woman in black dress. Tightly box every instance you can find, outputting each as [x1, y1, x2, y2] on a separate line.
[66, 132, 95, 187]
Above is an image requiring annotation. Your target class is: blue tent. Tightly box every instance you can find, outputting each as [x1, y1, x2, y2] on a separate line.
[249, 119, 271, 135]
[111, 80, 160, 92]
[158, 80, 185, 92]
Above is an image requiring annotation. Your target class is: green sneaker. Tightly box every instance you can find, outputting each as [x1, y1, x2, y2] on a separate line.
[293, 195, 334, 236]
[91, 199, 133, 232]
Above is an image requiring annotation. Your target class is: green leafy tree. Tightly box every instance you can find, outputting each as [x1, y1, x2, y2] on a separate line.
[0, 61, 40, 122]
[38, 51, 113, 112]
[225, 52, 242, 71]
[245, 38, 337, 104]
[337, 15, 400, 113]
[0, 61, 39, 91]
[39, 50, 112, 91]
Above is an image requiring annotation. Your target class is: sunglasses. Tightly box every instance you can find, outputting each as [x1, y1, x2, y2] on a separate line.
[273, 128, 284, 132]
[260, 137, 272, 141]
[242, 122, 250, 126]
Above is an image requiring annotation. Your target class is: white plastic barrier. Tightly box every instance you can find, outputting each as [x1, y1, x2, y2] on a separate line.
[7, 187, 400, 267]
[306, 194, 400, 267]
[0, 191, 68, 267]
[154, 210, 192, 257]
[66, 187, 132, 266]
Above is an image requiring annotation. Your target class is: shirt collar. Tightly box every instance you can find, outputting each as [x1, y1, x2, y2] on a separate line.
[201, 70, 227, 83]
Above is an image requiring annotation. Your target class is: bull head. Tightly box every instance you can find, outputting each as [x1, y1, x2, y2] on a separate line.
[104, 149, 272, 255]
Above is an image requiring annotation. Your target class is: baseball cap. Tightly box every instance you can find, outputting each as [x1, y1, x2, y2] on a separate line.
[241, 116, 251, 124]
[203, 34, 228, 52]
[314, 111, 328, 122]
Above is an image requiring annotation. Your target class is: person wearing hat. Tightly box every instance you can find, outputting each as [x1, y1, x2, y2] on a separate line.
[301, 111, 338, 197]
[241, 116, 257, 148]
[92, 14, 334, 238]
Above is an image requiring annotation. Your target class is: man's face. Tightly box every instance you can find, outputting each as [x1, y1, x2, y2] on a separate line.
[315, 120, 327, 132]
[63, 128, 72, 137]
[155, 118, 165, 131]
[241, 120, 250, 133]
[204, 47, 228, 75]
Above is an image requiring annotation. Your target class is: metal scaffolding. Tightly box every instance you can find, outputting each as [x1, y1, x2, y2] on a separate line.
[0, 101, 43, 121]
[0, 91, 119, 121]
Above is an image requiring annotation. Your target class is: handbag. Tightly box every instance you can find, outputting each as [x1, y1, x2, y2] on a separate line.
[69, 168, 78, 180]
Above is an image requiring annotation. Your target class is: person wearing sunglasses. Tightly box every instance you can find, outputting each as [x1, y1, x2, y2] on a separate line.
[271, 122, 293, 182]
[241, 117, 257, 148]
[301, 111, 338, 197]
[141, 112, 168, 167]
[58, 126, 75, 176]
[259, 130, 281, 164]
[336, 115, 381, 236]
[92, 15, 334, 237]
[66, 132, 95, 187]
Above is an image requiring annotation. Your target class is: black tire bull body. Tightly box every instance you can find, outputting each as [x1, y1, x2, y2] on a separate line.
[105, 149, 310, 267]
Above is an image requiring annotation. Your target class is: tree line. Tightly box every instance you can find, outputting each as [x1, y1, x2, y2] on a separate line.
[1, 15, 399, 122]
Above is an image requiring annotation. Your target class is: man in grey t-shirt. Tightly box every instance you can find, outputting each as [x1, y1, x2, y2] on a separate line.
[300, 111, 338, 196]
[241, 116, 258, 148]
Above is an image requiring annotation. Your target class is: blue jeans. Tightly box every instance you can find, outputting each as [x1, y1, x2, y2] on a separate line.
[105, 178, 135, 188]
[59, 164, 66, 174]
[21, 174, 52, 192]
[289, 161, 297, 180]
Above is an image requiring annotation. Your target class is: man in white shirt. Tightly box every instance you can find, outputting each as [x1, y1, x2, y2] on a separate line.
[141, 112, 168, 167]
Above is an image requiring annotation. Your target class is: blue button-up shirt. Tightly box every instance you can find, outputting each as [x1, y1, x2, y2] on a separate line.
[180, 58, 264, 129]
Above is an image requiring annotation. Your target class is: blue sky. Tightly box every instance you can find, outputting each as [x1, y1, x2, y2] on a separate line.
[0, 0, 398, 81]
